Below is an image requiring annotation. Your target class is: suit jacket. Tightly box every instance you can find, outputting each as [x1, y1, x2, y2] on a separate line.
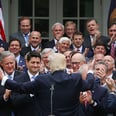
[0, 39, 8, 50]
[11, 72, 40, 116]
[20, 46, 31, 57]
[5, 70, 94, 116]
[10, 31, 26, 48]
[0, 70, 23, 116]
[43, 39, 55, 48]
[17, 55, 27, 72]
[112, 70, 116, 80]
[83, 35, 110, 56]
[80, 79, 116, 116]
[82, 85, 108, 116]
[70, 44, 93, 59]
[103, 94, 116, 116]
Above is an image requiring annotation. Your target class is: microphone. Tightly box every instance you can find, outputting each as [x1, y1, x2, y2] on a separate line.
[48, 84, 55, 116]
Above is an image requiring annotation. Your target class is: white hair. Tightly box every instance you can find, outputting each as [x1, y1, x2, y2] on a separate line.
[52, 22, 64, 31]
[41, 48, 55, 57]
[59, 37, 72, 45]
[48, 53, 66, 72]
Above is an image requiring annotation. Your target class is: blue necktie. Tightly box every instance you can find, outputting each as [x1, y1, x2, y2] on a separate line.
[8, 75, 12, 80]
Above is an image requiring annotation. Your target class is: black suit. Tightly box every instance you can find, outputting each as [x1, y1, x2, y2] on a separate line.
[0, 70, 23, 116]
[70, 44, 93, 58]
[4, 70, 94, 116]
[20, 46, 31, 57]
[11, 72, 40, 116]
[81, 80, 108, 116]
[112, 70, 116, 80]
[43, 39, 55, 49]
[103, 94, 116, 116]
[83, 35, 110, 56]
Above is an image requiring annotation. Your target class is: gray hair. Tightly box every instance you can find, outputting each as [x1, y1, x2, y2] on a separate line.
[52, 22, 64, 31]
[94, 61, 108, 72]
[41, 48, 55, 58]
[59, 37, 72, 45]
[0, 51, 15, 61]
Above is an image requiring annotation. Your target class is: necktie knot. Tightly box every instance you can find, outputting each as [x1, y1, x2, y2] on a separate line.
[32, 76, 36, 79]
[8, 75, 12, 79]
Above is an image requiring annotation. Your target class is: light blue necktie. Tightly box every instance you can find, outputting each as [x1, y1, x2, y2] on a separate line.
[8, 75, 12, 80]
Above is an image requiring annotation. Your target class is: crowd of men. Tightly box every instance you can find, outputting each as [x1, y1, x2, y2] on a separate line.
[0, 17, 116, 116]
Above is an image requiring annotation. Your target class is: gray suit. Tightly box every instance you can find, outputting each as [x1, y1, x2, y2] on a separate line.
[10, 31, 28, 48]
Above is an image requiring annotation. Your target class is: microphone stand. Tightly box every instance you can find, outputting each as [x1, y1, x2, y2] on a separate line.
[48, 84, 55, 116]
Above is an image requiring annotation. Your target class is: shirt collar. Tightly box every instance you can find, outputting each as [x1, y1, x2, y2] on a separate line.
[30, 45, 39, 51]
[4, 71, 15, 80]
[27, 70, 39, 79]
[15, 54, 20, 64]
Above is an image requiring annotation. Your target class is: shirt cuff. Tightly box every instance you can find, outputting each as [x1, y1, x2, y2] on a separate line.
[87, 70, 94, 74]
[1, 76, 8, 86]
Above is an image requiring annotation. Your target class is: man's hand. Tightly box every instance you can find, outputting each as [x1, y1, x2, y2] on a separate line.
[79, 90, 93, 105]
[106, 78, 116, 91]
[108, 34, 116, 45]
[0, 67, 4, 80]
[83, 48, 89, 57]
[3, 89, 11, 101]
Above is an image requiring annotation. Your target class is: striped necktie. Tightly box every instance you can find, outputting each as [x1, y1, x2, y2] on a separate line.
[110, 43, 115, 58]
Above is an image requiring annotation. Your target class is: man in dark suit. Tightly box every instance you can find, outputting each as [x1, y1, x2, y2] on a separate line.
[20, 31, 42, 57]
[10, 17, 31, 48]
[0, 51, 23, 116]
[103, 55, 116, 81]
[79, 61, 116, 116]
[43, 22, 64, 52]
[8, 38, 26, 72]
[10, 51, 42, 116]
[107, 22, 116, 65]
[71, 31, 93, 59]
[0, 53, 94, 116]
[83, 18, 110, 57]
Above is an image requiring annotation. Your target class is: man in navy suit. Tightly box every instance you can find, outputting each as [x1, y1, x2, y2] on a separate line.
[10, 51, 42, 116]
[0, 53, 94, 116]
[107, 22, 116, 67]
[10, 17, 31, 48]
[21, 31, 42, 57]
[103, 55, 116, 81]
[83, 18, 110, 57]
[79, 61, 116, 116]
[0, 51, 23, 116]
[71, 31, 93, 59]
[8, 38, 26, 72]
[43, 22, 64, 52]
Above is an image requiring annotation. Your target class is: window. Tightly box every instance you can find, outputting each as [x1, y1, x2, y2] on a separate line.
[18, 0, 94, 41]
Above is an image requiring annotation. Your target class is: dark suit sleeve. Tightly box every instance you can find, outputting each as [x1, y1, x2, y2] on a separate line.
[102, 93, 116, 113]
[5, 79, 40, 95]
[10, 91, 35, 107]
[81, 73, 94, 91]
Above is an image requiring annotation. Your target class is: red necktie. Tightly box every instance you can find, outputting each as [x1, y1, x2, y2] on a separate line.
[110, 43, 115, 58]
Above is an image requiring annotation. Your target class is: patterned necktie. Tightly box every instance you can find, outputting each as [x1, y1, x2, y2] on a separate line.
[110, 43, 115, 58]
[8, 75, 12, 80]
[31, 76, 36, 81]
[24, 34, 29, 46]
